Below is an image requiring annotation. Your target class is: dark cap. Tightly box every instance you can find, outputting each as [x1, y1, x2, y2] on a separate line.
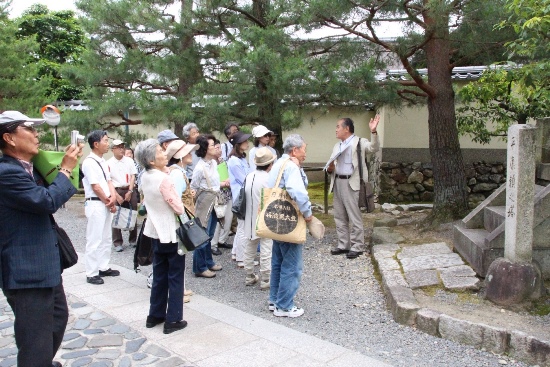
[229, 131, 252, 146]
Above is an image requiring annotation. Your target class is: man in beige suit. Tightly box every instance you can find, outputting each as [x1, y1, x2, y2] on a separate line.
[325, 115, 380, 259]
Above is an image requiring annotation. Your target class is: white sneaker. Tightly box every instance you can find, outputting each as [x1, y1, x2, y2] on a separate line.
[268, 302, 275, 311]
[245, 274, 259, 286]
[260, 280, 270, 290]
[273, 306, 304, 318]
[237, 261, 244, 268]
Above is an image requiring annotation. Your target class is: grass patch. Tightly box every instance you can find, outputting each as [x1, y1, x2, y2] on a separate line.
[307, 181, 333, 206]
[418, 285, 442, 297]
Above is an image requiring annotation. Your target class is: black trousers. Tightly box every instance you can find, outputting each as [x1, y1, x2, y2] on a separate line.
[3, 281, 68, 367]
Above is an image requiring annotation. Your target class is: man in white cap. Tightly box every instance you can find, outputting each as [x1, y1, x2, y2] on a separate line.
[0, 110, 82, 367]
[249, 125, 277, 171]
[107, 139, 138, 252]
[82, 130, 118, 285]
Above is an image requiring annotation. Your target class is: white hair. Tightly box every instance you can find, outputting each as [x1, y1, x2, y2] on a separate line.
[283, 134, 305, 154]
[135, 139, 158, 170]
[182, 122, 198, 142]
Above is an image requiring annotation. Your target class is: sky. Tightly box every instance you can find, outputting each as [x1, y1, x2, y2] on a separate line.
[8, 0, 78, 17]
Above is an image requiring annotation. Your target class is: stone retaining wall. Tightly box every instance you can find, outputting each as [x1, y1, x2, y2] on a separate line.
[378, 161, 506, 207]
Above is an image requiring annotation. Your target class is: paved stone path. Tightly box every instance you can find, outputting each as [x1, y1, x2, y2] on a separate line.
[0, 258, 392, 367]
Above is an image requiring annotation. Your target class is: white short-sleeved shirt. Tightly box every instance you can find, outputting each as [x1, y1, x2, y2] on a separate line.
[107, 156, 137, 188]
[82, 152, 111, 198]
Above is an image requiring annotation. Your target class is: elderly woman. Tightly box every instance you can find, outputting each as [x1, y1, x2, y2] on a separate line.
[249, 125, 277, 171]
[227, 131, 252, 267]
[243, 147, 275, 289]
[135, 139, 187, 334]
[182, 122, 200, 178]
[165, 140, 198, 303]
[191, 134, 228, 278]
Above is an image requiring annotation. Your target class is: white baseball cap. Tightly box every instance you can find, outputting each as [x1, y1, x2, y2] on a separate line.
[252, 125, 273, 138]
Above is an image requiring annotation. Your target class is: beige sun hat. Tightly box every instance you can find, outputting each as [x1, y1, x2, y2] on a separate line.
[254, 147, 276, 166]
[165, 139, 198, 161]
[307, 216, 325, 240]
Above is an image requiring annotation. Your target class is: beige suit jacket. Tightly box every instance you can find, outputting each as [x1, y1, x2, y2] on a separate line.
[328, 134, 379, 193]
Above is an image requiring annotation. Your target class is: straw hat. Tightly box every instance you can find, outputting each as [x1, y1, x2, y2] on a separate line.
[254, 147, 275, 167]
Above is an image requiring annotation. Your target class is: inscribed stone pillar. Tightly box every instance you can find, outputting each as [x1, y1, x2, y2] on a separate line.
[504, 124, 537, 263]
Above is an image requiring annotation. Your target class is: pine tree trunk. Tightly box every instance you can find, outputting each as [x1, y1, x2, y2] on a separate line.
[424, 31, 469, 221]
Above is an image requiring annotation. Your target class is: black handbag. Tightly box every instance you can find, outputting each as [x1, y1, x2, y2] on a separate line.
[231, 176, 249, 220]
[176, 212, 210, 252]
[55, 223, 78, 269]
[133, 218, 153, 271]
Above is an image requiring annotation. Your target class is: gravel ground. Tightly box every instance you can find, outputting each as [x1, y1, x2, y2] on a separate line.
[55, 197, 529, 367]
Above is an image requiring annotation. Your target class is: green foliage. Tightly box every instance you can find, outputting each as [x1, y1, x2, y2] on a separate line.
[16, 4, 87, 101]
[0, 1, 50, 112]
[457, 0, 550, 144]
[457, 66, 550, 144]
[501, 0, 550, 105]
[193, 0, 399, 137]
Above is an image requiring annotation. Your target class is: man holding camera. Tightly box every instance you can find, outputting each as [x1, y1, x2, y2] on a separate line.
[107, 139, 138, 252]
[0, 110, 81, 367]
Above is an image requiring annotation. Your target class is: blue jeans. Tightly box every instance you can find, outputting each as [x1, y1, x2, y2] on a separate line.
[269, 240, 303, 310]
[149, 239, 185, 323]
[192, 213, 217, 274]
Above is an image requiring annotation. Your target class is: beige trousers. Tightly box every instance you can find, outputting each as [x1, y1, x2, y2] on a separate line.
[333, 178, 365, 252]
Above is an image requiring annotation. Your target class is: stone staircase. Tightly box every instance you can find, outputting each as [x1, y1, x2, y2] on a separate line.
[454, 118, 550, 279]
[454, 183, 550, 279]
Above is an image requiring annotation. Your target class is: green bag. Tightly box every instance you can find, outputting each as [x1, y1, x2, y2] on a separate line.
[217, 161, 229, 181]
[32, 150, 80, 189]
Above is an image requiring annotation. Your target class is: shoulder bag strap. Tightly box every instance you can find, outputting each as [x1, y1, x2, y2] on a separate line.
[274, 159, 290, 188]
[357, 138, 364, 181]
[87, 157, 107, 180]
[202, 162, 213, 189]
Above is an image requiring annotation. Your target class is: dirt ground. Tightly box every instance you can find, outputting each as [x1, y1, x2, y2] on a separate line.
[365, 208, 550, 342]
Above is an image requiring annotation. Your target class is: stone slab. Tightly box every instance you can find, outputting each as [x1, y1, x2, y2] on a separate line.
[372, 244, 400, 261]
[376, 257, 401, 271]
[401, 253, 464, 273]
[509, 330, 550, 366]
[386, 285, 420, 326]
[87, 335, 123, 348]
[397, 242, 452, 260]
[373, 217, 398, 227]
[440, 274, 480, 291]
[438, 315, 508, 354]
[372, 227, 406, 245]
[381, 269, 409, 292]
[415, 308, 441, 337]
[404, 269, 440, 289]
[373, 250, 397, 261]
[438, 265, 477, 277]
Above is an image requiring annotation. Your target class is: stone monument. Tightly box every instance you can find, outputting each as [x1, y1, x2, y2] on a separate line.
[485, 124, 544, 306]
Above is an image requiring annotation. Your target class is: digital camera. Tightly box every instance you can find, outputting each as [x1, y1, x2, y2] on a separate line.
[71, 130, 85, 146]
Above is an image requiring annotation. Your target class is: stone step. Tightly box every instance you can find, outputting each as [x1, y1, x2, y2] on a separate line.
[484, 206, 505, 232]
[453, 225, 503, 277]
[537, 163, 550, 182]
